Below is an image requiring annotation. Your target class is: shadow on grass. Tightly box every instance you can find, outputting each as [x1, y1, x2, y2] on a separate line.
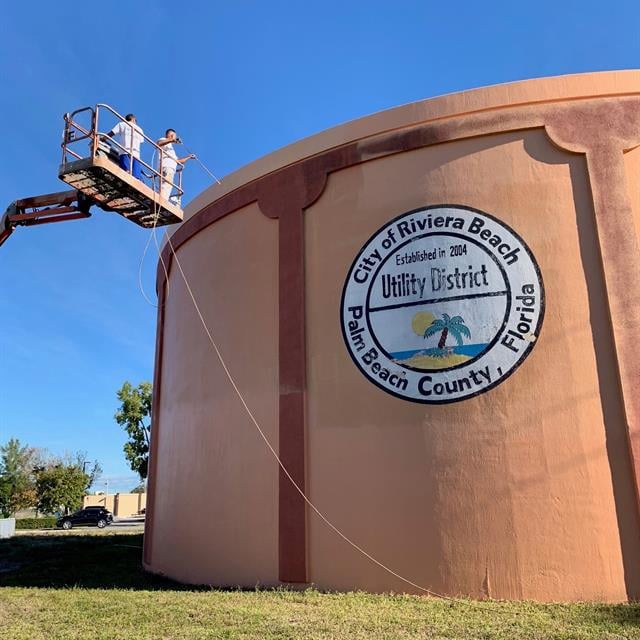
[527, 601, 640, 631]
[3, 533, 640, 634]
[0, 533, 194, 591]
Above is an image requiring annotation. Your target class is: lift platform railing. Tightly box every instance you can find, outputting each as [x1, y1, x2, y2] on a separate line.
[61, 104, 184, 202]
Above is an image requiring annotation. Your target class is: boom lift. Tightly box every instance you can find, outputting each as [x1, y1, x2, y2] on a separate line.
[0, 104, 184, 247]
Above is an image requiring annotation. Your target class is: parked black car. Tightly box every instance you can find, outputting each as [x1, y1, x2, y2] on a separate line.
[56, 507, 113, 530]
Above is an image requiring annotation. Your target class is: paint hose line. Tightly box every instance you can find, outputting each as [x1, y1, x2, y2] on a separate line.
[138, 142, 220, 307]
[152, 211, 170, 303]
[137, 190, 171, 308]
[160, 229, 463, 603]
[138, 223, 158, 308]
[195, 156, 222, 184]
[179, 141, 222, 184]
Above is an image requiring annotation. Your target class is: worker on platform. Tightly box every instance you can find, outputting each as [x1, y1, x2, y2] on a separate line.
[156, 129, 195, 201]
[107, 113, 145, 180]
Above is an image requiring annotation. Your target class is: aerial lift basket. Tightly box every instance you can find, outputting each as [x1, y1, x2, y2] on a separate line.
[1, 104, 185, 247]
[59, 104, 184, 228]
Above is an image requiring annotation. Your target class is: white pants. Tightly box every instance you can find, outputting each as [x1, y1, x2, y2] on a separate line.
[160, 167, 176, 201]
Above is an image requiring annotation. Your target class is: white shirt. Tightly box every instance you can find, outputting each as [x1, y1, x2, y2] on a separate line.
[156, 139, 178, 173]
[110, 121, 144, 158]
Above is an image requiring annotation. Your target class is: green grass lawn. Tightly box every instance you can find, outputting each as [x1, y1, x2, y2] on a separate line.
[1, 532, 639, 639]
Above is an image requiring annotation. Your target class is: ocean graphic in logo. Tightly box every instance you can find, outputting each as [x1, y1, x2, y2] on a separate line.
[390, 311, 489, 371]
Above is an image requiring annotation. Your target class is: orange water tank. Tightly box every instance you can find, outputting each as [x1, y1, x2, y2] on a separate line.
[144, 71, 640, 602]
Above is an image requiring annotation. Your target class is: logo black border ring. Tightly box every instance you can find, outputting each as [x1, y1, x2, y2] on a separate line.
[340, 204, 546, 405]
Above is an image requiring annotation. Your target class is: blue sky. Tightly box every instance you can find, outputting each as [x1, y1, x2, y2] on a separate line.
[1, 0, 638, 493]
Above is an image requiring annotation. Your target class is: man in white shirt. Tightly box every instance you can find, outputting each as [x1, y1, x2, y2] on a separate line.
[156, 129, 195, 201]
[107, 113, 145, 180]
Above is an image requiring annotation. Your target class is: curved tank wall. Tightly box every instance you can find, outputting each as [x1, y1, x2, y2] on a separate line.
[144, 71, 640, 602]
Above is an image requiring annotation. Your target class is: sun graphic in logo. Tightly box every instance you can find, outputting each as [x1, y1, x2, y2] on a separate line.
[411, 311, 436, 337]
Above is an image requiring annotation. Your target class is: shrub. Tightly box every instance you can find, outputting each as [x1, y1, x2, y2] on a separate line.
[15, 516, 57, 530]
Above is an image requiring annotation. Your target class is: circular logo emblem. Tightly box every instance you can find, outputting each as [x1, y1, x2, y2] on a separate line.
[340, 205, 544, 404]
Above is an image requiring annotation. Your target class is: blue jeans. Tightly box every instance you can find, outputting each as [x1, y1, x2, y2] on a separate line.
[119, 154, 142, 180]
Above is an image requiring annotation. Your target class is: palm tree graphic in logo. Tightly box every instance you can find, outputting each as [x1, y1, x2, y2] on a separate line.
[391, 311, 487, 370]
[423, 313, 471, 354]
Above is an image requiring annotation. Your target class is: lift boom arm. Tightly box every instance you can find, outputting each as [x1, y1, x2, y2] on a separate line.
[0, 190, 92, 248]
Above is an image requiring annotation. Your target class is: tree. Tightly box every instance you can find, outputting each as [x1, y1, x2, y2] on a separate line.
[0, 438, 37, 518]
[424, 314, 471, 350]
[35, 454, 101, 516]
[130, 483, 146, 494]
[115, 381, 152, 480]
